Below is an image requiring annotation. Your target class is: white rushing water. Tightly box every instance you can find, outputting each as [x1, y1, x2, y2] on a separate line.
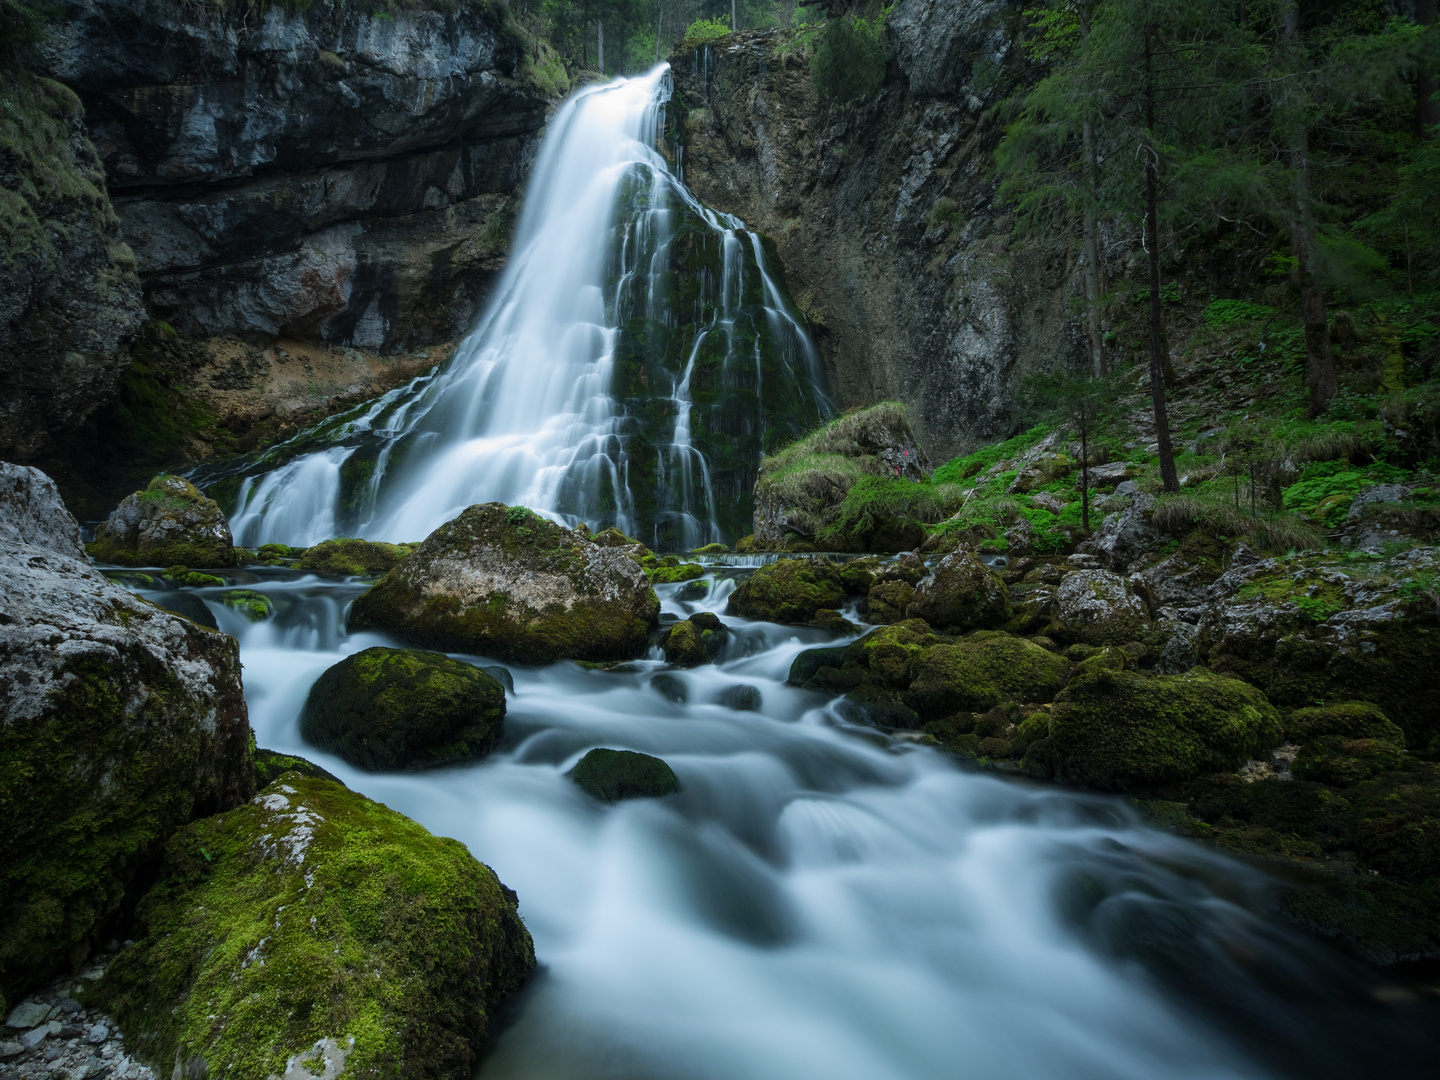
[113, 566, 1436, 1080]
[227, 65, 826, 550]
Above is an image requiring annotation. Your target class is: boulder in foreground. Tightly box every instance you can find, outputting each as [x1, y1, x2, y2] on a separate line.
[348, 504, 659, 663]
[300, 647, 506, 771]
[904, 551, 1010, 631]
[726, 558, 846, 624]
[89, 474, 236, 567]
[571, 749, 679, 801]
[0, 463, 252, 1004]
[91, 774, 535, 1080]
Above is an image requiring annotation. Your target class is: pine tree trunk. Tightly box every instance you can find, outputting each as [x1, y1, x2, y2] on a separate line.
[1418, 0, 1439, 139]
[598, 19, 604, 72]
[1144, 25, 1179, 494]
[1080, 422, 1091, 533]
[1283, 3, 1338, 417]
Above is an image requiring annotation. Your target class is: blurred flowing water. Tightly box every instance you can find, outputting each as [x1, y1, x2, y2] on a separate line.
[109, 565, 1440, 1080]
[210, 66, 828, 551]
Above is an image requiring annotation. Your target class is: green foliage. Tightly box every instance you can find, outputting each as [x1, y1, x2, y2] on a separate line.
[1282, 460, 1408, 524]
[932, 425, 1052, 485]
[811, 10, 887, 104]
[681, 13, 731, 47]
[1204, 298, 1274, 325]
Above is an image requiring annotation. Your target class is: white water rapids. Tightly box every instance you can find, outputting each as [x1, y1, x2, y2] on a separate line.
[115, 564, 1437, 1080]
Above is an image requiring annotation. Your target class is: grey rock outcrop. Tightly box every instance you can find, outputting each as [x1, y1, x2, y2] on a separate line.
[0, 72, 145, 461]
[90, 474, 236, 567]
[1053, 569, 1151, 645]
[0, 463, 253, 1001]
[42, 0, 548, 354]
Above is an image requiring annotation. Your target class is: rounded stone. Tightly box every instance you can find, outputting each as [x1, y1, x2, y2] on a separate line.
[904, 551, 1011, 631]
[570, 749, 679, 801]
[726, 558, 846, 624]
[89, 474, 235, 568]
[300, 647, 505, 771]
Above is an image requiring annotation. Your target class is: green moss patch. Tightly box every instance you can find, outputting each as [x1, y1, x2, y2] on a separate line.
[909, 635, 1071, 719]
[298, 538, 415, 577]
[91, 774, 534, 1080]
[300, 647, 505, 771]
[570, 749, 679, 801]
[727, 558, 846, 624]
[218, 590, 272, 622]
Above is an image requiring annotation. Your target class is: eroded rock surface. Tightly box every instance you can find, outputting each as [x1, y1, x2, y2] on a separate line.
[90, 474, 235, 567]
[0, 464, 252, 1002]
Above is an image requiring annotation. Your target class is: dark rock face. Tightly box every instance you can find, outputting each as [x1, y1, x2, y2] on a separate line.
[571, 749, 680, 801]
[0, 71, 146, 461]
[0, 463, 253, 1003]
[300, 647, 506, 771]
[42, 0, 548, 354]
[670, 4, 1084, 457]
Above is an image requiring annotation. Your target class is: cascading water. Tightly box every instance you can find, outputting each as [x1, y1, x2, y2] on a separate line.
[213, 66, 828, 551]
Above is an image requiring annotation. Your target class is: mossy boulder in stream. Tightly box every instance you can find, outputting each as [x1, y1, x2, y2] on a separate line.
[91, 774, 535, 1080]
[904, 551, 1010, 631]
[89, 474, 236, 567]
[726, 558, 845, 624]
[570, 749, 679, 801]
[348, 504, 660, 663]
[298, 538, 416, 577]
[908, 634, 1071, 719]
[1049, 668, 1281, 791]
[661, 613, 729, 667]
[0, 464, 253, 1004]
[300, 647, 506, 771]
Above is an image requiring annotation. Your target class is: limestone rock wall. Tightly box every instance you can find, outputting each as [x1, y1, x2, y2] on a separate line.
[669, 2, 1085, 459]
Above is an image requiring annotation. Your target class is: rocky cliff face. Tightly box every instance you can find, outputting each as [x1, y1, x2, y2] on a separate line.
[669, 1, 1083, 458]
[0, 70, 146, 461]
[43, 0, 547, 354]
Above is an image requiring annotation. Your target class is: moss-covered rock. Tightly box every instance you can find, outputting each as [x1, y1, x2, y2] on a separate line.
[300, 648, 505, 771]
[865, 580, 914, 624]
[789, 620, 943, 693]
[218, 589, 272, 622]
[1284, 701, 1406, 746]
[1051, 569, 1150, 646]
[908, 634, 1071, 719]
[347, 504, 660, 663]
[904, 551, 1010, 631]
[298, 538, 414, 577]
[726, 558, 846, 624]
[661, 613, 729, 667]
[91, 775, 534, 1080]
[252, 748, 343, 790]
[251, 543, 306, 565]
[1049, 669, 1281, 791]
[641, 554, 706, 583]
[89, 475, 236, 567]
[570, 749, 679, 801]
[1, 466, 252, 1004]
[1291, 736, 1407, 787]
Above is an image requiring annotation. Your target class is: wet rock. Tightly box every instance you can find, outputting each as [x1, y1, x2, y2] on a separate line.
[5, 1000, 50, 1028]
[1285, 701, 1406, 745]
[661, 614, 729, 667]
[650, 673, 689, 703]
[716, 685, 763, 711]
[347, 503, 659, 663]
[90, 774, 535, 1080]
[838, 685, 922, 729]
[300, 647, 505, 771]
[570, 749, 680, 801]
[297, 538, 414, 576]
[904, 551, 1011, 631]
[908, 634, 1071, 720]
[1050, 668, 1281, 791]
[89, 474, 235, 567]
[1052, 569, 1150, 646]
[726, 558, 846, 624]
[252, 748, 344, 790]
[0, 464, 252, 1001]
[865, 580, 914, 624]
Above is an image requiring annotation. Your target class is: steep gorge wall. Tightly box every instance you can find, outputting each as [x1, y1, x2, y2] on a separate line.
[3, 0, 550, 476]
[670, 1, 1084, 459]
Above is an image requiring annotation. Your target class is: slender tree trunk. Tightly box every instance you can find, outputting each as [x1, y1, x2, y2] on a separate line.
[1144, 24, 1179, 494]
[1283, 3, 1338, 416]
[1080, 420, 1091, 533]
[598, 19, 604, 72]
[1079, 3, 1106, 377]
[732, 0, 738, 32]
[1417, 0, 1439, 139]
[657, 5, 663, 59]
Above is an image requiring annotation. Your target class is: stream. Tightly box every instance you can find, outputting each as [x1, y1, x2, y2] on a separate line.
[105, 563, 1440, 1080]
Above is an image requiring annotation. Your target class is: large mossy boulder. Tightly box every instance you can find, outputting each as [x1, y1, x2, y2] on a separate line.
[1285, 701, 1406, 746]
[908, 634, 1071, 719]
[726, 558, 846, 624]
[298, 538, 414, 576]
[300, 647, 505, 771]
[1052, 569, 1150, 646]
[1049, 668, 1281, 791]
[347, 504, 660, 663]
[904, 551, 1011, 631]
[89, 474, 236, 567]
[0, 464, 253, 1004]
[92, 774, 535, 1080]
[570, 749, 680, 801]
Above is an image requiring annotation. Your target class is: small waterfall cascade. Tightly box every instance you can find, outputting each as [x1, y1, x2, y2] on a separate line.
[212, 65, 829, 550]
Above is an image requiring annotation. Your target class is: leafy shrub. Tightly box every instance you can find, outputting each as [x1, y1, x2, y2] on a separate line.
[932, 425, 1051, 486]
[1204, 298, 1273, 325]
[1282, 461, 1407, 525]
[811, 12, 887, 103]
[681, 14, 731, 47]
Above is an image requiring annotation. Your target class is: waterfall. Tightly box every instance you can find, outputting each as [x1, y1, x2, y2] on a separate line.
[216, 65, 829, 550]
